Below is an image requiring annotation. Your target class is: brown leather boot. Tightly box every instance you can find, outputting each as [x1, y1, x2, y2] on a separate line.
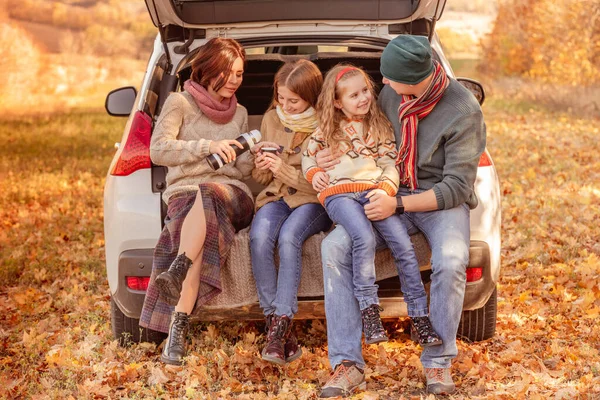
[263, 314, 302, 363]
[155, 253, 192, 306]
[262, 315, 292, 365]
[284, 329, 302, 363]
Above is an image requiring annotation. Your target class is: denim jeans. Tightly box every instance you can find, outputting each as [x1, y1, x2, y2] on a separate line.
[250, 199, 331, 318]
[324, 191, 427, 315]
[322, 188, 470, 369]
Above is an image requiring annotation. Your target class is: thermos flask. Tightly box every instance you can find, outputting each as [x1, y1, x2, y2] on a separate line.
[207, 129, 262, 170]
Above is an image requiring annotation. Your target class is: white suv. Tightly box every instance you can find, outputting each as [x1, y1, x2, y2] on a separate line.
[104, 0, 501, 345]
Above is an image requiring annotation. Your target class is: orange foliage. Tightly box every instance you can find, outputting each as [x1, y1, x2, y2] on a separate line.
[1, 104, 599, 398]
[482, 0, 600, 86]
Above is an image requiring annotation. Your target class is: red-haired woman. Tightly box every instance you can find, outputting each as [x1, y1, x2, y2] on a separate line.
[139, 38, 255, 365]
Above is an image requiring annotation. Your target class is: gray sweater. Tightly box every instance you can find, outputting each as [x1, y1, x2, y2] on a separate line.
[378, 79, 486, 210]
[150, 91, 254, 205]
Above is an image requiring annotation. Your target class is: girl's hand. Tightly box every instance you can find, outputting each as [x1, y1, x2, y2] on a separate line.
[312, 171, 329, 192]
[209, 139, 243, 163]
[254, 153, 271, 171]
[315, 148, 342, 171]
[250, 141, 281, 155]
[262, 152, 283, 174]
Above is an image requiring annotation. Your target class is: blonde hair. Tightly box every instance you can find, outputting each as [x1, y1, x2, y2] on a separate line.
[269, 59, 323, 110]
[317, 64, 393, 152]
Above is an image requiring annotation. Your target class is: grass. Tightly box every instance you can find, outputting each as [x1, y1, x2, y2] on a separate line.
[450, 58, 482, 80]
[0, 112, 126, 286]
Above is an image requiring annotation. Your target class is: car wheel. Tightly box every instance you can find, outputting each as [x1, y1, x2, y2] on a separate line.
[458, 287, 497, 342]
[110, 298, 167, 346]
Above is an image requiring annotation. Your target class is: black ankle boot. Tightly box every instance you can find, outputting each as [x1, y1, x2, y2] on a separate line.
[161, 311, 190, 365]
[410, 316, 442, 347]
[156, 253, 192, 306]
[361, 304, 388, 345]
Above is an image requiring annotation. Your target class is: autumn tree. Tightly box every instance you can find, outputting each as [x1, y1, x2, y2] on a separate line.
[481, 0, 600, 86]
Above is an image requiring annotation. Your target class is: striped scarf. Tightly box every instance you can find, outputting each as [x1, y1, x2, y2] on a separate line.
[396, 61, 449, 190]
[276, 105, 318, 134]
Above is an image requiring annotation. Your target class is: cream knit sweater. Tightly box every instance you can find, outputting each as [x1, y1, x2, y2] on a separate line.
[302, 120, 399, 205]
[150, 91, 254, 205]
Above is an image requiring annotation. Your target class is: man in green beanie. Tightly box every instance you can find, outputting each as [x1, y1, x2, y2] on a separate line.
[317, 34, 486, 397]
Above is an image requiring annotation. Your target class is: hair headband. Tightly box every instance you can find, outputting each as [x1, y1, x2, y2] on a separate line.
[335, 67, 357, 84]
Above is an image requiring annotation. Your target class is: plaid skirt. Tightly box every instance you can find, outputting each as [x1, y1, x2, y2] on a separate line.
[139, 183, 254, 333]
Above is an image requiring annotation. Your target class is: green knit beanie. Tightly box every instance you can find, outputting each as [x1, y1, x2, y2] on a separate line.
[380, 35, 434, 85]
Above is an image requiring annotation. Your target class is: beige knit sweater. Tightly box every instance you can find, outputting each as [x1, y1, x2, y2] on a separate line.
[150, 91, 254, 205]
[252, 109, 320, 210]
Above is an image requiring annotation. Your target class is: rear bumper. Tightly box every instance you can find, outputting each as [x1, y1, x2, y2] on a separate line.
[111, 240, 496, 320]
[112, 249, 154, 319]
[463, 241, 496, 310]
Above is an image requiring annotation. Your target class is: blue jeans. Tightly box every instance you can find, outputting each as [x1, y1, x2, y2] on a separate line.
[324, 191, 427, 315]
[250, 199, 331, 318]
[322, 189, 470, 369]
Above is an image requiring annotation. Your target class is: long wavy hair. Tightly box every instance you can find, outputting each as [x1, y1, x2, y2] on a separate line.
[317, 64, 392, 152]
[269, 59, 323, 110]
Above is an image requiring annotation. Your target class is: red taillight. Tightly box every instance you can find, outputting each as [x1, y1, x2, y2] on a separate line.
[126, 276, 150, 291]
[111, 111, 152, 176]
[478, 150, 493, 167]
[466, 267, 483, 282]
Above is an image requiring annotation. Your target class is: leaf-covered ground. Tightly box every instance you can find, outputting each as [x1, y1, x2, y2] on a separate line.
[0, 101, 599, 399]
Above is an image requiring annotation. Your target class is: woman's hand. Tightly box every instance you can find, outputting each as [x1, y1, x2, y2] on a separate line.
[254, 153, 271, 171]
[312, 171, 330, 192]
[262, 152, 283, 174]
[316, 148, 342, 171]
[250, 141, 281, 155]
[209, 139, 244, 163]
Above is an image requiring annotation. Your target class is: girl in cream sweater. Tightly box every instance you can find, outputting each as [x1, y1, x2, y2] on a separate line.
[303, 65, 441, 348]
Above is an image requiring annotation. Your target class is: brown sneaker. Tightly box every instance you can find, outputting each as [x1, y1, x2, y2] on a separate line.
[319, 361, 366, 398]
[425, 367, 456, 395]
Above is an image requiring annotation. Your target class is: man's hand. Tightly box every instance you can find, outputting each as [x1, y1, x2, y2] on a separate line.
[365, 189, 397, 221]
[315, 148, 342, 171]
[312, 171, 330, 192]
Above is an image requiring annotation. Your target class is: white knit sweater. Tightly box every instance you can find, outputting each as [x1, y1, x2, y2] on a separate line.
[150, 91, 254, 204]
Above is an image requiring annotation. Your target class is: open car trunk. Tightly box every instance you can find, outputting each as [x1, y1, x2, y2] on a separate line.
[145, 0, 447, 28]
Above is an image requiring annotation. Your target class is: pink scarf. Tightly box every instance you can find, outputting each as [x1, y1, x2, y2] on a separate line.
[184, 80, 238, 124]
[396, 61, 449, 190]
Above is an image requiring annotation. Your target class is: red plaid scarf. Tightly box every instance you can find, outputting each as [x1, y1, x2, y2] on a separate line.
[396, 61, 449, 190]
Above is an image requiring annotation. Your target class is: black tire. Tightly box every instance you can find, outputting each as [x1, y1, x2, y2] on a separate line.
[458, 287, 497, 342]
[110, 298, 167, 346]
